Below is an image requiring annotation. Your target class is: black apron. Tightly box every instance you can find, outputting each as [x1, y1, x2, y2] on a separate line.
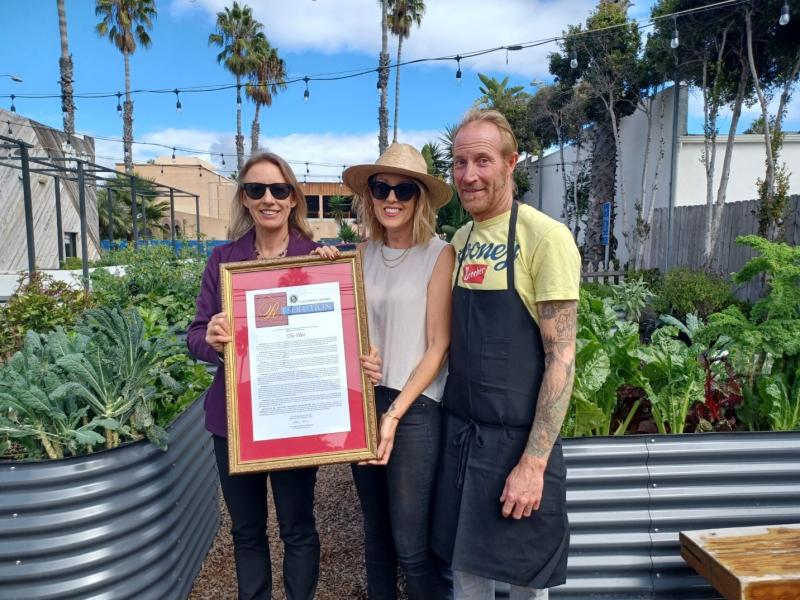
[432, 203, 569, 588]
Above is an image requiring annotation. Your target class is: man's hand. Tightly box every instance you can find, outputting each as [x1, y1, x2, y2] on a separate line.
[500, 454, 546, 519]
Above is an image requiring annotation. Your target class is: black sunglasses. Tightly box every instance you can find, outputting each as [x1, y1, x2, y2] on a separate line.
[240, 182, 293, 200]
[368, 179, 420, 202]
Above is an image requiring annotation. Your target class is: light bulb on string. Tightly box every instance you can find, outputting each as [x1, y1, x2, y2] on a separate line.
[10, 94, 16, 113]
[198, 165, 202, 178]
[172, 147, 176, 161]
[670, 18, 680, 49]
[455, 56, 462, 86]
[174, 89, 182, 113]
[570, 53, 578, 69]
[303, 77, 310, 103]
[221, 153, 226, 167]
[306, 162, 310, 174]
[116, 92, 122, 116]
[236, 84, 242, 109]
[505, 45, 522, 65]
[7, 121, 12, 135]
[779, 1, 790, 25]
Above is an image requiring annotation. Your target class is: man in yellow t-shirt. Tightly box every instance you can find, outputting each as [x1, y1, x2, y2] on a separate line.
[432, 108, 580, 600]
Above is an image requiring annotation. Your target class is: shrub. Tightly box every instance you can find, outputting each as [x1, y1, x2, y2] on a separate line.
[0, 272, 93, 362]
[653, 267, 736, 320]
[60, 257, 84, 270]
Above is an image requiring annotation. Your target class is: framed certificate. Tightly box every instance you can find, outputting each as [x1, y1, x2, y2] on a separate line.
[220, 251, 377, 473]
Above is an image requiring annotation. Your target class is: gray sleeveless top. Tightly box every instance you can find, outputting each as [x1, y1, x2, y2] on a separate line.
[363, 237, 449, 401]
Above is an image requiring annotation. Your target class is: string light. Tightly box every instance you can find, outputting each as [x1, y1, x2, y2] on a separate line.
[779, 1, 790, 25]
[174, 88, 182, 113]
[6, 120, 12, 135]
[505, 45, 522, 65]
[198, 165, 202, 178]
[172, 147, 176, 160]
[306, 162, 309, 174]
[570, 52, 578, 69]
[116, 92, 122, 116]
[670, 18, 680, 49]
[10, 94, 16, 113]
[236, 83, 242, 109]
[221, 153, 226, 167]
[303, 76, 310, 102]
[455, 56, 462, 86]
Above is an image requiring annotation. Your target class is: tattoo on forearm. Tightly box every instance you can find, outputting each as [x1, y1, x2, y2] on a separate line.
[386, 400, 399, 418]
[526, 301, 577, 460]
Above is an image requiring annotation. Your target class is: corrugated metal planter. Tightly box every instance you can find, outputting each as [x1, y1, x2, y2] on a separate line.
[0, 398, 218, 600]
[547, 431, 800, 599]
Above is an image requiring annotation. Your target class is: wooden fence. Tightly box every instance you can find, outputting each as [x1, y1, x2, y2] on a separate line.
[641, 195, 799, 300]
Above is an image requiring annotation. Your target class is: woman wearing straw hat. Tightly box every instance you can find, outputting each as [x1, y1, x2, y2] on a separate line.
[343, 142, 455, 599]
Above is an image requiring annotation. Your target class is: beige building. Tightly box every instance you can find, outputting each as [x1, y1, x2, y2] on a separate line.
[123, 158, 354, 241]
[119, 157, 232, 240]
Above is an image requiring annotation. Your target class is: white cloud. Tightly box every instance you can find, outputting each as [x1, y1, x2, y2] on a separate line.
[94, 125, 441, 179]
[180, 0, 598, 79]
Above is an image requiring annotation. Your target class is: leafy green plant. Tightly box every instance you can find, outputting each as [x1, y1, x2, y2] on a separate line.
[0, 272, 93, 361]
[0, 329, 104, 459]
[60, 257, 84, 270]
[653, 267, 736, 319]
[337, 221, 362, 243]
[608, 277, 656, 321]
[636, 323, 706, 434]
[90, 244, 204, 328]
[564, 290, 645, 437]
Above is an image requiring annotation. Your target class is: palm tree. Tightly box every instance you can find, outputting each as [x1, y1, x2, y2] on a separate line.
[57, 0, 75, 137]
[95, 0, 157, 175]
[209, 2, 264, 170]
[387, 0, 425, 143]
[377, 0, 390, 154]
[245, 37, 286, 155]
[98, 174, 170, 240]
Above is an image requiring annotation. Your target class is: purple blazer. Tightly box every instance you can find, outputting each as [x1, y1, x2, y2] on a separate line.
[186, 227, 320, 437]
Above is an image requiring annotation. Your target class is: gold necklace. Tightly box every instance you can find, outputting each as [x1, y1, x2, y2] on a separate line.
[380, 243, 411, 269]
[255, 234, 289, 259]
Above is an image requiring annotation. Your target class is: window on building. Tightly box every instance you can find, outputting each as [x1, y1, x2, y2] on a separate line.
[323, 195, 353, 219]
[305, 195, 320, 218]
[64, 232, 78, 258]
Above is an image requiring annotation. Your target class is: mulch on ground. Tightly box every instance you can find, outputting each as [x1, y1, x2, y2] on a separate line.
[189, 463, 407, 600]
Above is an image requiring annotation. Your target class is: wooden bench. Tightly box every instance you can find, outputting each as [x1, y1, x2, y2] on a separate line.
[680, 523, 800, 600]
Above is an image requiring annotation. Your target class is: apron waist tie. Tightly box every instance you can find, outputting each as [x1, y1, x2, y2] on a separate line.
[453, 420, 484, 490]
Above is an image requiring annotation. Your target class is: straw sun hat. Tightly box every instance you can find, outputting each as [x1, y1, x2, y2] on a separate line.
[342, 143, 453, 209]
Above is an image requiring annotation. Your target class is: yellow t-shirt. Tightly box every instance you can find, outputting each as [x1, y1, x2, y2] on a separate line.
[451, 204, 581, 324]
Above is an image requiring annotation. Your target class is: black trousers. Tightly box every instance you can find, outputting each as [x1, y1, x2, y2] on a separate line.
[351, 387, 448, 600]
[213, 435, 320, 600]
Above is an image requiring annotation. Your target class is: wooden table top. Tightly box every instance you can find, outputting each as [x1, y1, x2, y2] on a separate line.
[680, 523, 800, 600]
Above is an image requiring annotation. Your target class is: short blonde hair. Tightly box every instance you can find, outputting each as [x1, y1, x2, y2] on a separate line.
[227, 152, 313, 241]
[453, 108, 518, 158]
[355, 175, 437, 246]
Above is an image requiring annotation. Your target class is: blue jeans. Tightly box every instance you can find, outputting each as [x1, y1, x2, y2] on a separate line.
[213, 435, 320, 600]
[351, 387, 447, 600]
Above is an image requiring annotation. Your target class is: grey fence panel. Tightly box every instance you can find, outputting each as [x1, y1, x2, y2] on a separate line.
[498, 432, 800, 600]
[0, 398, 218, 600]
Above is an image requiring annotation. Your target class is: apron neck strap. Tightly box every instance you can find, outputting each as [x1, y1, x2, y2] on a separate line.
[455, 221, 476, 286]
[507, 202, 518, 290]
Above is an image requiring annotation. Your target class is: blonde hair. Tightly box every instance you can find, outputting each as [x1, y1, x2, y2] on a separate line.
[453, 108, 518, 158]
[227, 152, 313, 241]
[355, 175, 437, 246]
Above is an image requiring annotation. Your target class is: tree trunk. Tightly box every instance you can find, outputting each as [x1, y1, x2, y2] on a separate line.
[392, 36, 404, 144]
[57, 0, 74, 137]
[557, 125, 569, 220]
[378, 0, 390, 155]
[123, 51, 133, 174]
[745, 10, 776, 240]
[572, 139, 582, 240]
[585, 118, 616, 266]
[236, 74, 244, 170]
[251, 102, 261, 156]
[637, 91, 667, 269]
[705, 62, 748, 268]
[606, 93, 629, 264]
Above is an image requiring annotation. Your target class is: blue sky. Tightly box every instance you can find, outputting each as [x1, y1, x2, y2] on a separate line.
[1, 0, 796, 181]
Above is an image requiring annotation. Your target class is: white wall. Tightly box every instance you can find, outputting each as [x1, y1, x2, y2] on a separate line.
[675, 133, 800, 206]
[521, 85, 684, 265]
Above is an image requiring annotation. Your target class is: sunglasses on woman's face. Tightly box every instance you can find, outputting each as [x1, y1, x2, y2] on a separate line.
[368, 179, 420, 202]
[240, 182, 293, 200]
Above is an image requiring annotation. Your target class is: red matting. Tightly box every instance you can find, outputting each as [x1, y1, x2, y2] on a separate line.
[230, 262, 367, 462]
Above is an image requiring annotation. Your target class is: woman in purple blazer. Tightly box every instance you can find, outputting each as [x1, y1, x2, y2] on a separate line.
[187, 152, 320, 600]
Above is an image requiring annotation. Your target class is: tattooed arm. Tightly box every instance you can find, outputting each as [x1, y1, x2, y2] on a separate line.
[500, 299, 577, 519]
